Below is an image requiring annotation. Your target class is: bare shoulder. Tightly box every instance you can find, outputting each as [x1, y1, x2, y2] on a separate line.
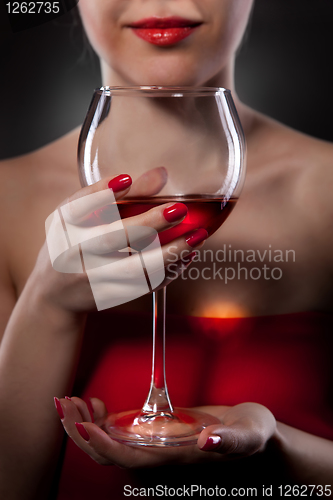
[246, 108, 332, 170]
[246, 109, 333, 201]
[0, 128, 82, 291]
[0, 128, 82, 231]
[270, 119, 333, 212]
[245, 108, 333, 263]
[0, 127, 81, 205]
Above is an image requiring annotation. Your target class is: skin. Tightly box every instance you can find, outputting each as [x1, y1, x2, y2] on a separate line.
[78, 0, 252, 87]
[0, 0, 332, 498]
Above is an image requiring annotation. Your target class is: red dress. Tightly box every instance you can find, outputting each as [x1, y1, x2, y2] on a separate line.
[57, 311, 333, 498]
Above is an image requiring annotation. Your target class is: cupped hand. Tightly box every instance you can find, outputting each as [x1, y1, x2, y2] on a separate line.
[55, 397, 277, 468]
[31, 168, 207, 314]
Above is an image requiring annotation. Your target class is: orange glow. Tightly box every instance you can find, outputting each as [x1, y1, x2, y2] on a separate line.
[198, 302, 248, 319]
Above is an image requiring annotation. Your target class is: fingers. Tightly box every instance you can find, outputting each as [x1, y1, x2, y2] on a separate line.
[67, 419, 158, 468]
[198, 423, 262, 456]
[130, 167, 168, 197]
[162, 228, 207, 259]
[56, 397, 117, 466]
[89, 397, 108, 421]
[52, 167, 207, 265]
[197, 403, 277, 458]
[60, 174, 132, 224]
[81, 201, 188, 256]
[78, 230, 203, 312]
[141, 228, 206, 282]
[80, 203, 208, 264]
[101, 229, 206, 290]
[54, 396, 175, 468]
[73, 421, 132, 467]
[56, 397, 108, 465]
[159, 251, 197, 288]
[61, 166, 167, 225]
[122, 202, 188, 238]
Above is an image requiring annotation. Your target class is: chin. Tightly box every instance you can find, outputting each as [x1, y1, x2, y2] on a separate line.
[124, 71, 205, 88]
[137, 75, 201, 87]
[114, 54, 210, 87]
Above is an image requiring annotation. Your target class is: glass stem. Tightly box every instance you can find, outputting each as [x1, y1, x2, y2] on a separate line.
[142, 287, 173, 415]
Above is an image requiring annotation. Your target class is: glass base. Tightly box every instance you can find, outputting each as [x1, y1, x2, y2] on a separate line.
[104, 408, 220, 447]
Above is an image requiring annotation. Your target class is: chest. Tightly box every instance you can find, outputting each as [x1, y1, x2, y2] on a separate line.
[6, 170, 329, 315]
[164, 177, 329, 316]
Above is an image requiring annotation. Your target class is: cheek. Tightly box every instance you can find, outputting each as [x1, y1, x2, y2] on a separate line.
[223, 0, 254, 49]
[203, 0, 253, 53]
[78, 1, 120, 62]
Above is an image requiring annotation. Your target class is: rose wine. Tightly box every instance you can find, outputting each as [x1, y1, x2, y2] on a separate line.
[117, 195, 237, 245]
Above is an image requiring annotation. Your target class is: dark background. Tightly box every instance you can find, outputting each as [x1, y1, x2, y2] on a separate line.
[0, 0, 332, 159]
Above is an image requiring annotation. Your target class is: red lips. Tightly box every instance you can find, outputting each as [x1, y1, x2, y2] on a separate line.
[128, 16, 202, 47]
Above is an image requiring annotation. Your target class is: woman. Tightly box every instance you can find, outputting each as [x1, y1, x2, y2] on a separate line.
[0, 0, 332, 498]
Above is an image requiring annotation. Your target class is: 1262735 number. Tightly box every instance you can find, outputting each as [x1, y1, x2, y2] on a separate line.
[6, 2, 60, 14]
[278, 485, 332, 497]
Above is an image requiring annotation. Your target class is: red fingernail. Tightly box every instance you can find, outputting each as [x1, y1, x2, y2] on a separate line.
[86, 398, 95, 422]
[54, 397, 64, 420]
[185, 228, 208, 247]
[75, 422, 90, 442]
[65, 396, 71, 401]
[108, 174, 132, 193]
[163, 203, 188, 223]
[200, 435, 221, 451]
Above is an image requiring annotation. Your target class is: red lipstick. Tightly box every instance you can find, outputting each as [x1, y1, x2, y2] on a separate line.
[128, 17, 202, 47]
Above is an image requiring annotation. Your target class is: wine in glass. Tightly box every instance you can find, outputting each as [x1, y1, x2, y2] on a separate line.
[78, 86, 246, 446]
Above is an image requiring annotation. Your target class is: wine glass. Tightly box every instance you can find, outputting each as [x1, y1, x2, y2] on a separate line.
[78, 86, 246, 446]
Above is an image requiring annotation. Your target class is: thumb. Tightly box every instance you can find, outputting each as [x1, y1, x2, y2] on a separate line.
[197, 423, 265, 457]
